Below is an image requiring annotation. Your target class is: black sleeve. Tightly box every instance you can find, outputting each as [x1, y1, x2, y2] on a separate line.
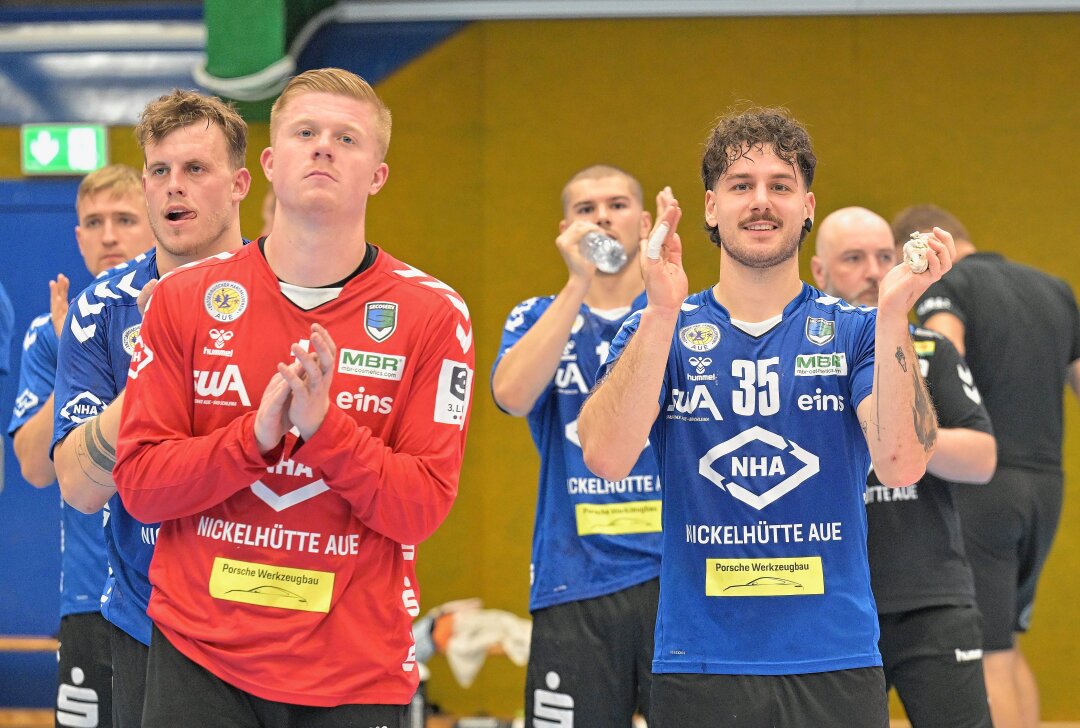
[925, 335, 993, 434]
[1058, 279, 1080, 365]
[915, 274, 967, 328]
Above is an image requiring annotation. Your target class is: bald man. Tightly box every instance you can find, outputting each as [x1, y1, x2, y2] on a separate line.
[812, 207, 996, 728]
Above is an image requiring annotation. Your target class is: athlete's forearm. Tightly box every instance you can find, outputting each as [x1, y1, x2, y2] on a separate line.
[861, 311, 936, 487]
[579, 307, 673, 481]
[492, 278, 590, 416]
[927, 428, 995, 483]
[13, 395, 57, 487]
[297, 405, 461, 544]
[55, 393, 125, 513]
[114, 409, 283, 522]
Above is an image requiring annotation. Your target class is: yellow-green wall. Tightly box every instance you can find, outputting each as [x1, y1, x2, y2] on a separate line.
[4, 12, 1079, 720]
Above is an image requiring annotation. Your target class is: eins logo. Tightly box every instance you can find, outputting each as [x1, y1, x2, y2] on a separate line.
[204, 281, 248, 322]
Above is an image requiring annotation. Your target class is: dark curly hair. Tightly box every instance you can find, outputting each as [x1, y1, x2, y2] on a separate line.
[701, 107, 816, 247]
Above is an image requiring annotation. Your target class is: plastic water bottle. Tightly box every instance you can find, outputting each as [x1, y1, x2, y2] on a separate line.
[580, 231, 628, 274]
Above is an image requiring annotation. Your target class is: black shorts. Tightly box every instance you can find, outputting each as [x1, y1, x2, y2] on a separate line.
[878, 605, 990, 728]
[56, 612, 113, 728]
[525, 578, 658, 728]
[142, 625, 406, 728]
[649, 668, 888, 728]
[954, 465, 1063, 649]
[108, 621, 148, 728]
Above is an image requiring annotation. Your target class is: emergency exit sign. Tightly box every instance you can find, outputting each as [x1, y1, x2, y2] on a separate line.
[21, 124, 108, 175]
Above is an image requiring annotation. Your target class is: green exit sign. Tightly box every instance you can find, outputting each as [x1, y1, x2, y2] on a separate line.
[21, 124, 108, 175]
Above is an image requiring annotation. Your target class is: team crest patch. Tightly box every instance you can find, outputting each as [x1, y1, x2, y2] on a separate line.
[121, 324, 141, 355]
[679, 323, 721, 352]
[204, 281, 248, 322]
[365, 301, 398, 343]
[805, 317, 835, 346]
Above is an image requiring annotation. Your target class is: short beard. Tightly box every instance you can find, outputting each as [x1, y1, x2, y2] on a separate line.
[719, 226, 802, 269]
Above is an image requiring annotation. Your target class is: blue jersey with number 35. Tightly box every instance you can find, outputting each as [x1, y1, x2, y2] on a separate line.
[603, 283, 880, 675]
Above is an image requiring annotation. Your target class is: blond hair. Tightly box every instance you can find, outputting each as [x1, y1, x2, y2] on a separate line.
[270, 68, 392, 159]
[135, 89, 248, 169]
[75, 164, 143, 218]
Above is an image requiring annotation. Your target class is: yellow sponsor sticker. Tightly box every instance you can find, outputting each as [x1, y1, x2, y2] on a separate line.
[208, 557, 334, 613]
[705, 557, 825, 597]
[575, 500, 662, 536]
[913, 340, 936, 356]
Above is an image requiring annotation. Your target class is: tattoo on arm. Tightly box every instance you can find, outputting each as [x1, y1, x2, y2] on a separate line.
[911, 364, 938, 452]
[75, 416, 117, 488]
[895, 346, 907, 372]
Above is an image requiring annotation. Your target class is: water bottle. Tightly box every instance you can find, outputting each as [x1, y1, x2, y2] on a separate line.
[580, 231, 629, 274]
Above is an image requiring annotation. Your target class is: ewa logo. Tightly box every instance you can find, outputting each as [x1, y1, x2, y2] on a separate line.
[533, 671, 574, 727]
[555, 362, 588, 393]
[121, 324, 141, 355]
[698, 426, 820, 510]
[204, 281, 248, 322]
[60, 392, 105, 423]
[679, 323, 721, 352]
[13, 389, 39, 418]
[916, 296, 952, 318]
[193, 365, 251, 406]
[668, 385, 723, 421]
[336, 386, 394, 415]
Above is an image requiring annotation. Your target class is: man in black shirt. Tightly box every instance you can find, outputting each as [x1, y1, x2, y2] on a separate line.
[812, 206, 996, 727]
[897, 204, 1080, 728]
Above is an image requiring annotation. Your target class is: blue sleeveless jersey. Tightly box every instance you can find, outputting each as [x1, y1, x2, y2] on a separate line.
[8, 313, 109, 617]
[495, 292, 661, 611]
[53, 251, 161, 645]
[604, 284, 881, 674]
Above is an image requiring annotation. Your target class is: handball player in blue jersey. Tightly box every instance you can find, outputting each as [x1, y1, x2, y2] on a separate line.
[8, 164, 153, 728]
[579, 107, 955, 727]
[52, 90, 250, 728]
[493, 165, 661, 727]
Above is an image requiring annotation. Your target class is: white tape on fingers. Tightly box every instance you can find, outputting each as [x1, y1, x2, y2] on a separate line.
[647, 222, 669, 260]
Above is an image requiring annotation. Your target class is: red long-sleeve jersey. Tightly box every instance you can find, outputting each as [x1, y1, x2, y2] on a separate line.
[114, 244, 474, 706]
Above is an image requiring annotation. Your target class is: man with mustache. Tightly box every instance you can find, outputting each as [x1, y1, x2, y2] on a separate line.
[579, 107, 954, 727]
